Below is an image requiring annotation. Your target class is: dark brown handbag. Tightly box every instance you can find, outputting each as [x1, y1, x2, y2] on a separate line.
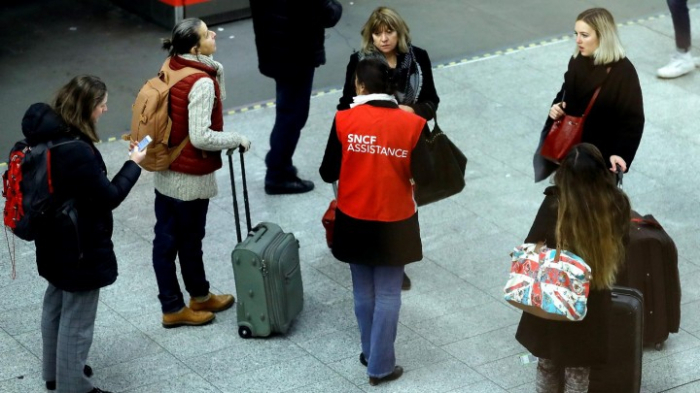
[414, 112, 467, 206]
[540, 86, 601, 164]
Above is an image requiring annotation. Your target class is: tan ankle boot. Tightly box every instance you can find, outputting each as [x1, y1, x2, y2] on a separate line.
[189, 292, 235, 313]
[162, 307, 214, 328]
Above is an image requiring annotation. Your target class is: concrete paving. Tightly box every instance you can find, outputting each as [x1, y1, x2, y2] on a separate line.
[2, 5, 700, 393]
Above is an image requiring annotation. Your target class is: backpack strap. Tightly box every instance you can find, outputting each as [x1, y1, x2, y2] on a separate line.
[159, 58, 207, 165]
[159, 58, 206, 88]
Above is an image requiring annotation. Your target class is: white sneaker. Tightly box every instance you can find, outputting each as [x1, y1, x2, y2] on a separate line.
[657, 51, 695, 79]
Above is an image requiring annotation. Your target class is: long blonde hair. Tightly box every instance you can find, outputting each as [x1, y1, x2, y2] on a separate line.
[554, 143, 631, 289]
[573, 8, 626, 65]
[51, 75, 107, 142]
[360, 7, 411, 55]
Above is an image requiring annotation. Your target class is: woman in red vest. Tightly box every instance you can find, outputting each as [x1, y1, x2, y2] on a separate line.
[320, 58, 434, 386]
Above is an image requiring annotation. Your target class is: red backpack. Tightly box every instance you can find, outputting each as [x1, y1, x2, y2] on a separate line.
[2, 138, 79, 277]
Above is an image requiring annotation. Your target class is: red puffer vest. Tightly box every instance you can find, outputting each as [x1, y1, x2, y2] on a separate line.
[168, 55, 223, 175]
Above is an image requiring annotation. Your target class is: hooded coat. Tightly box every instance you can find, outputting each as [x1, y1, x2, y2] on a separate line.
[22, 103, 141, 292]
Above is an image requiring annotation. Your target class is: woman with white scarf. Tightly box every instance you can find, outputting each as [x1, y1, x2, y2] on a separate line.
[151, 18, 251, 328]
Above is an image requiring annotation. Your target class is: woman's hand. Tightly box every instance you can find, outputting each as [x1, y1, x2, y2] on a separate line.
[399, 104, 415, 114]
[129, 141, 147, 165]
[609, 155, 627, 173]
[549, 102, 566, 120]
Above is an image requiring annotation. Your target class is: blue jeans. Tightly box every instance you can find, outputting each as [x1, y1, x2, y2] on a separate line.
[152, 190, 210, 313]
[265, 68, 315, 182]
[668, 0, 691, 50]
[349, 263, 404, 378]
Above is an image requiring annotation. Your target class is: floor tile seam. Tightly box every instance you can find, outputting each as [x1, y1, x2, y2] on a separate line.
[641, 344, 700, 371]
[657, 377, 700, 392]
[0, 326, 41, 363]
[278, 358, 361, 393]
[465, 348, 534, 377]
[431, 319, 522, 350]
[626, 180, 700, 206]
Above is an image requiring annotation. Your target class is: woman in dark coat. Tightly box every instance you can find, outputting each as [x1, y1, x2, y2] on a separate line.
[320, 58, 433, 386]
[517, 143, 631, 392]
[534, 8, 644, 182]
[337, 7, 440, 120]
[337, 6, 440, 289]
[25, 76, 145, 393]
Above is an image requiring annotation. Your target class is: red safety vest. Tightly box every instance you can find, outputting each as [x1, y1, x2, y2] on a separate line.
[334, 104, 425, 222]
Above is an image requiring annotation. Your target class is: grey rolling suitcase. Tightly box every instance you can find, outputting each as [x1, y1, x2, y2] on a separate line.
[227, 150, 304, 338]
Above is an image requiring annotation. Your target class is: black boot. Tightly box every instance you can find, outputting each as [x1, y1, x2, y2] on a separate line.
[402, 272, 411, 290]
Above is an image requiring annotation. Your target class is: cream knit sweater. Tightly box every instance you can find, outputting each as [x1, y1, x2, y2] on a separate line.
[154, 54, 245, 201]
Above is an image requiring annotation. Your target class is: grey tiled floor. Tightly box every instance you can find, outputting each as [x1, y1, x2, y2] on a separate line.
[2, 10, 700, 393]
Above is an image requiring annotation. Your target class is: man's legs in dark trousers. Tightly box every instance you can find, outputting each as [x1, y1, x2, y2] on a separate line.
[264, 67, 316, 194]
[659, 0, 695, 78]
[152, 190, 210, 314]
[668, 0, 691, 51]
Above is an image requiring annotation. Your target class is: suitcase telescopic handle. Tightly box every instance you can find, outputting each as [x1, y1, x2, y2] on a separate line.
[227, 148, 253, 244]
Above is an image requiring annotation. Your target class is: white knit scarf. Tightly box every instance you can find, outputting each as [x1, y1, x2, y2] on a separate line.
[179, 53, 226, 100]
[350, 93, 398, 108]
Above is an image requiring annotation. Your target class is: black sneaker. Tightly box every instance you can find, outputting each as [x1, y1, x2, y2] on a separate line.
[46, 365, 93, 390]
[265, 177, 315, 195]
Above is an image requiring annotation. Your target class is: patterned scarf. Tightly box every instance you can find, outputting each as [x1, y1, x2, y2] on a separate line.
[359, 45, 423, 105]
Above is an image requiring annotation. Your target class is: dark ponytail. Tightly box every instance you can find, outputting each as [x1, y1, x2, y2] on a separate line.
[162, 18, 202, 56]
[355, 58, 396, 95]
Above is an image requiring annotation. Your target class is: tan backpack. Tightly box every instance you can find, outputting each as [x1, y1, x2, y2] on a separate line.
[128, 58, 205, 171]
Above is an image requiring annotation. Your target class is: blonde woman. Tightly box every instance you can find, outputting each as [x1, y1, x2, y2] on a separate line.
[517, 143, 631, 392]
[338, 6, 440, 121]
[534, 8, 644, 182]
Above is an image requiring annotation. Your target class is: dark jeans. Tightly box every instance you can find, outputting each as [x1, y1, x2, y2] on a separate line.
[668, 0, 691, 50]
[152, 190, 210, 313]
[265, 68, 315, 182]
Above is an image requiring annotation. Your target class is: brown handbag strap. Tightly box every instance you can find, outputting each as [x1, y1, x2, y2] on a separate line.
[582, 67, 611, 118]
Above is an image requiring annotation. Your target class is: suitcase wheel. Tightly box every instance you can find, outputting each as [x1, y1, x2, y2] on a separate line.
[238, 325, 252, 339]
[655, 342, 664, 351]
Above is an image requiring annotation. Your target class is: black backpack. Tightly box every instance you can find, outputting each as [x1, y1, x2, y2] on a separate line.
[3, 138, 80, 241]
[3, 138, 81, 277]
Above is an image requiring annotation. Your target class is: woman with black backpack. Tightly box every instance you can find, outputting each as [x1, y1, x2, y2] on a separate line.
[23, 75, 145, 393]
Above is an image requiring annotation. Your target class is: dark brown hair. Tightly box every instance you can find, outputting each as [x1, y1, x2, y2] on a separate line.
[51, 75, 107, 142]
[162, 18, 203, 56]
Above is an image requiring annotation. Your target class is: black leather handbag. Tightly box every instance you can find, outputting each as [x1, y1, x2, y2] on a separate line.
[414, 112, 467, 206]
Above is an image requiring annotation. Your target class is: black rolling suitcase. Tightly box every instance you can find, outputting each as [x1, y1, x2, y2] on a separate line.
[227, 150, 304, 338]
[588, 286, 644, 393]
[616, 212, 681, 350]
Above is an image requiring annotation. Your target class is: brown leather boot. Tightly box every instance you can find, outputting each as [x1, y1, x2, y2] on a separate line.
[189, 292, 235, 313]
[162, 307, 214, 328]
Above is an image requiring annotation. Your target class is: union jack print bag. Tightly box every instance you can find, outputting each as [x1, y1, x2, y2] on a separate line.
[504, 243, 591, 322]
